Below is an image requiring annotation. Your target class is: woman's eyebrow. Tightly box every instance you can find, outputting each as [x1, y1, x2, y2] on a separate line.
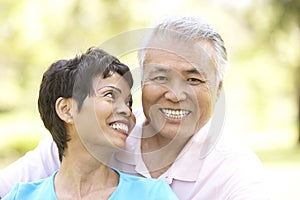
[98, 85, 122, 93]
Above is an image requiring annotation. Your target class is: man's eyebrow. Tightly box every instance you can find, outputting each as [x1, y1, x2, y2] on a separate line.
[148, 66, 170, 74]
[98, 85, 121, 93]
[185, 68, 200, 74]
[147, 66, 207, 77]
[185, 68, 207, 76]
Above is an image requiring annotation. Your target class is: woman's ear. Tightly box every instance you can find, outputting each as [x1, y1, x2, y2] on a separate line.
[55, 97, 74, 124]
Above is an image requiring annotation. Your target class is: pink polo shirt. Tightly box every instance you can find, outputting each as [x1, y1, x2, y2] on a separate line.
[111, 110, 268, 199]
[0, 109, 268, 199]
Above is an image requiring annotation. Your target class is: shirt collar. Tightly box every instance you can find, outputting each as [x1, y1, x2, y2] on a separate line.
[114, 124, 153, 177]
[114, 110, 221, 182]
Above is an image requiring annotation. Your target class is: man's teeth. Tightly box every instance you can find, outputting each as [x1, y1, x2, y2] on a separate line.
[110, 123, 129, 134]
[161, 109, 190, 119]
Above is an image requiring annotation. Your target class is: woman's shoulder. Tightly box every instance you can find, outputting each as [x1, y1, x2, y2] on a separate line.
[2, 172, 57, 200]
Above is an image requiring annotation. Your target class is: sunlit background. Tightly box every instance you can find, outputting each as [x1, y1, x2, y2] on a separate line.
[0, 0, 299, 199]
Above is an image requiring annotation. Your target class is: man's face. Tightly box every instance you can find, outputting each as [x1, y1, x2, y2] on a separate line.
[141, 41, 221, 140]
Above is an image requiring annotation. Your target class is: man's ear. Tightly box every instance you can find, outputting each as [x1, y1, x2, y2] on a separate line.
[216, 81, 223, 99]
[55, 97, 74, 124]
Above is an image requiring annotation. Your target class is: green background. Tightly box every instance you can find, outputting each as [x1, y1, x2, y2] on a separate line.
[0, 0, 299, 199]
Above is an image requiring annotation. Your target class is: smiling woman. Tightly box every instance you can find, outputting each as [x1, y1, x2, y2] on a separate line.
[2, 47, 178, 200]
[72, 72, 135, 157]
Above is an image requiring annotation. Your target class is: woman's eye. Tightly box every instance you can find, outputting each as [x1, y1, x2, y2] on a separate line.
[126, 100, 133, 109]
[104, 92, 115, 99]
[125, 95, 133, 107]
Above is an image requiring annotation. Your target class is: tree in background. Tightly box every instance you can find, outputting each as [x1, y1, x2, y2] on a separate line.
[242, 0, 300, 144]
[0, 0, 136, 113]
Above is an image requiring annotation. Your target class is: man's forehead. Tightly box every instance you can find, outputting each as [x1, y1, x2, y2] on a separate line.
[143, 48, 214, 75]
[145, 36, 214, 56]
[144, 40, 214, 63]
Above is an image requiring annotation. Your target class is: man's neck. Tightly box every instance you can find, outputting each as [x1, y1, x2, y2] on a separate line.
[141, 130, 191, 178]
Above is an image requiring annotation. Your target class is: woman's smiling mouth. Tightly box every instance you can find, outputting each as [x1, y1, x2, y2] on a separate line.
[109, 122, 129, 135]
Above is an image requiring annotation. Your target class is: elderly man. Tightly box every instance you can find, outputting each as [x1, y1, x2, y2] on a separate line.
[0, 16, 267, 199]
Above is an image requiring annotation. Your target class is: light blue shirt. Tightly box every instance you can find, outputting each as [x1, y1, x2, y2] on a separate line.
[3, 169, 178, 200]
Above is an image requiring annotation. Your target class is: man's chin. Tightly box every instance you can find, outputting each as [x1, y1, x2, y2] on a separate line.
[159, 126, 195, 140]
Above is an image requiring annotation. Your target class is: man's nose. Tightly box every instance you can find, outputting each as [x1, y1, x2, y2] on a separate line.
[164, 81, 187, 102]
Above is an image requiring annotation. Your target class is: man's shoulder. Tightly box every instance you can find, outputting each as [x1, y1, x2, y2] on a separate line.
[214, 135, 262, 163]
[180, 135, 266, 199]
[205, 135, 268, 199]
[203, 135, 265, 181]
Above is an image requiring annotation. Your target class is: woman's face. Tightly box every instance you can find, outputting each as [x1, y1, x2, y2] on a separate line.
[72, 72, 135, 154]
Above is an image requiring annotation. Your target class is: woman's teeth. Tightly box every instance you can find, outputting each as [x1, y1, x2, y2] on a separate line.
[110, 123, 129, 134]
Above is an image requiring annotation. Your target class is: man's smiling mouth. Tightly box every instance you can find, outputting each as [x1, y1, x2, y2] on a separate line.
[160, 108, 191, 119]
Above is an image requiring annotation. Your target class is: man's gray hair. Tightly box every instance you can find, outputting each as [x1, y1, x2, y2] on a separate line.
[138, 15, 229, 80]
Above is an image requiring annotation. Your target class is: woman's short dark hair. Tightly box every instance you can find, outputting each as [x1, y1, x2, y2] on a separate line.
[38, 47, 133, 161]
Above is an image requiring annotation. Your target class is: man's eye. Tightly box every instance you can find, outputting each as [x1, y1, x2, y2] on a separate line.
[187, 78, 206, 84]
[152, 76, 168, 83]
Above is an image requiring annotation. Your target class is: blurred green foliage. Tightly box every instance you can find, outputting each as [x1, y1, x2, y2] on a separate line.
[0, 0, 299, 199]
[0, 134, 40, 157]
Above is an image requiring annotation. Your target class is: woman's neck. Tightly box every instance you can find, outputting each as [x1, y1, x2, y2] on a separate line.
[54, 139, 119, 200]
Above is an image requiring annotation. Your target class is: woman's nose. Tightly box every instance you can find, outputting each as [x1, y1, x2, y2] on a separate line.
[115, 101, 132, 117]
